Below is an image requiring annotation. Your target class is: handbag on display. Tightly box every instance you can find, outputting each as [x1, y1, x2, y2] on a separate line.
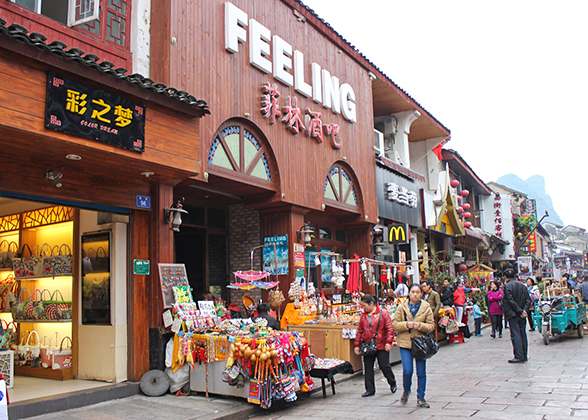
[40, 331, 60, 368]
[359, 312, 381, 357]
[0, 240, 18, 269]
[90, 246, 109, 272]
[16, 331, 30, 366]
[18, 330, 40, 366]
[0, 320, 12, 350]
[445, 319, 459, 334]
[12, 286, 32, 320]
[52, 337, 72, 370]
[51, 244, 73, 276]
[5, 281, 18, 312]
[23, 244, 46, 277]
[44, 289, 72, 320]
[12, 243, 32, 278]
[82, 249, 93, 273]
[0, 274, 14, 312]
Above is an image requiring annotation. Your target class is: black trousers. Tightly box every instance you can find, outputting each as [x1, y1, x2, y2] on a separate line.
[490, 314, 503, 336]
[527, 303, 535, 329]
[508, 316, 528, 361]
[364, 349, 396, 394]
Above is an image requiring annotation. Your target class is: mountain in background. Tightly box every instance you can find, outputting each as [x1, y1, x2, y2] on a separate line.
[495, 174, 564, 226]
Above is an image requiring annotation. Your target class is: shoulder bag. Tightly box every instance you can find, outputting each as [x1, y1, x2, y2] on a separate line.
[405, 308, 439, 360]
[359, 311, 381, 357]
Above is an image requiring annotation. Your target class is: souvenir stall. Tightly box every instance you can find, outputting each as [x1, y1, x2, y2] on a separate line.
[285, 255, 409, 370]
[159, 264, 324, 409]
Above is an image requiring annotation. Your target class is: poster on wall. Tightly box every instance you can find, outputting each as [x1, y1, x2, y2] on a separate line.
[158, 263, 190, 308]
[263, 235, 288, 275]
[517, 256, 533, 279]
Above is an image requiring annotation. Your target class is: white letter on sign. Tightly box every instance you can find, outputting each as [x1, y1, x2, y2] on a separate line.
[340, 83, 356, 123]
[294, 50, 312, 98]
[249, 19, 272, 74]
[273, 35, 293, 87]
[225, 2, 248, 53]
[322, 69, 340, 114]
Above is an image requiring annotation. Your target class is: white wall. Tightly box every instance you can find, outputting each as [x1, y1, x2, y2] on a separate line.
[78, 211, 128, 383]
[131, 0, 151, 76]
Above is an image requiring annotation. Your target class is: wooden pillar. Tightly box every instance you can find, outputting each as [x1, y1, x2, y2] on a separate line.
[150, 183, 174, 327]
[129, 209, 150, 381]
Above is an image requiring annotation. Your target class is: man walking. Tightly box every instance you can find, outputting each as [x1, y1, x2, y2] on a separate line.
[579, 276, 588, 303]
[503, 268, 531, 363]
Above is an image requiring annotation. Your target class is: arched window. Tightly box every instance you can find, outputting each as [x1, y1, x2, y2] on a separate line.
[208, 124, 272, 182]
[324, 165, 358, 207]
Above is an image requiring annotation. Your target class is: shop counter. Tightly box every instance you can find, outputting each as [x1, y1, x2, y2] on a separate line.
[288, 324, 362, 371]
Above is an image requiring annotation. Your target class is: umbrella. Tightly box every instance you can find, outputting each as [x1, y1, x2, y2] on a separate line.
[234, 270, 270, 281]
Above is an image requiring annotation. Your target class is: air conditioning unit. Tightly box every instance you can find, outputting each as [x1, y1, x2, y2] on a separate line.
[373, 129, 384, 156]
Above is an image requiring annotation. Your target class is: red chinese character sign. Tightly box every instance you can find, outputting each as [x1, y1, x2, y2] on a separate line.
[45, 72, 146, 152]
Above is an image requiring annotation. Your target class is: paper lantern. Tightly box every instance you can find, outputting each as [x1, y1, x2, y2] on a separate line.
[450, 180, 460, 187]
[457, 206, 463, 213]
[460, 189, 470, 197]
[459, 264, 468, 272]
[457, 195, 462, 202]
[462, 203, 471, 210]
[464, 221, 472, 228]
[463, 212, 471, 219]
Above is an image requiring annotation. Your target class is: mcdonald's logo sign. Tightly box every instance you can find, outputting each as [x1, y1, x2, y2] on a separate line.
[387, 224, 410, 244]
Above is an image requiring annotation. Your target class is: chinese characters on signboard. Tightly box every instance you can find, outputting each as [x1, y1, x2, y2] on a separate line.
[261, 82, 342, 149]
[493, 194, 503, 239]
[45, 72, 146, 152]
[386, 183, 418, 208]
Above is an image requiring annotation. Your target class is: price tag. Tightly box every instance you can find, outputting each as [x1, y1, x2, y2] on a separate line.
[171, 317, 182, 334]
[162, 310, 173, 328]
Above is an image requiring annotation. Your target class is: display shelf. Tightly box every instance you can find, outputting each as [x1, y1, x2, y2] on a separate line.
[0, 268, 14, 272]
[83, 271, 110, 275]
[15, 274, 72, 281]
[15, 364, 73, 381]
[14, 319, 72, 323]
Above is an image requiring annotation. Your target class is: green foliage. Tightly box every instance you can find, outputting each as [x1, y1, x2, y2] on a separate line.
[423, 251, 453, 290]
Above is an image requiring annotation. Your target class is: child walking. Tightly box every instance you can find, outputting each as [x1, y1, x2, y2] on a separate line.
[472, 298, 483, 337]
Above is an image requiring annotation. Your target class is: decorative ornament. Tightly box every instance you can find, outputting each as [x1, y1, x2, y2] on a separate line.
[457, 206, 463, 213]
[462, 203, 471, 210]
[460, 189, 470, 197]
[464, 221, 472, 228]
[463, 212, 471, 219]
[450, 180, 460, 187]
[457, 195, 462, 202]
[459, 264, 468, 272]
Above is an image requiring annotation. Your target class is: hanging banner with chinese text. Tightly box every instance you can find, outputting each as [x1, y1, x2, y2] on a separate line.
[45, 72, 146, 152]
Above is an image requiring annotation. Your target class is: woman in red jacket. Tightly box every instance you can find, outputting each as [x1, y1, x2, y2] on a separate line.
[354, 294, 397, 397]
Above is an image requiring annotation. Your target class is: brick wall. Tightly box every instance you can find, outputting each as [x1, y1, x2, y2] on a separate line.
[228, 204, 262, 313]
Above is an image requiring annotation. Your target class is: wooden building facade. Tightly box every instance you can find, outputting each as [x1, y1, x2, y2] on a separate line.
[0, 1, 208, 383]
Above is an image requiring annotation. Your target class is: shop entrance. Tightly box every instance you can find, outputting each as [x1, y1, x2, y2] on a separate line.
[0, 196, 129, 403]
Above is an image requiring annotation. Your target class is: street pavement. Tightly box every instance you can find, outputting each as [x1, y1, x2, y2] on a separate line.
[25, 324, 588, 420]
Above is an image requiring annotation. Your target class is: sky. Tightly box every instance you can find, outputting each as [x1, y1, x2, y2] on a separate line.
[301, 0, 588, 228]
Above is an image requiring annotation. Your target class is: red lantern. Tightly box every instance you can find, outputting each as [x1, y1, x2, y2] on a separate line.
[462, 203, 471, 210]
[464, 221, 472, 228]
[457, 195, 462, 202]
[459, 264, 468, 272]
[460, 189, 470, 197]
[463, 212, 471, 219]
[457, 206, 463, 213]
[450, 180, 460, 187]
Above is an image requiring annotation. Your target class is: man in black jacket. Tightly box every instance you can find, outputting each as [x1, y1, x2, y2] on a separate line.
[440, 278, 454, 307]
[503, 268, 531, 363]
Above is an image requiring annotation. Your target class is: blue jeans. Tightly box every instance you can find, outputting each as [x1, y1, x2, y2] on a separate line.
[400, 347, 427, 399]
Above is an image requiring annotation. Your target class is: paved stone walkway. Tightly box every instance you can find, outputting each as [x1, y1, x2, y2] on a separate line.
[25, 325, 588, 420]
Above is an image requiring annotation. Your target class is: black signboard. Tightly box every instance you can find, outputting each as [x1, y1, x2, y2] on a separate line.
[376, 165, 423, 228]
[387, 223, 410, 244]
[45, 71, 146, 152]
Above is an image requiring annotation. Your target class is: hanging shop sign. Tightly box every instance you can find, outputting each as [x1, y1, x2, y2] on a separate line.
[45, 71, 146, 152]
[293, 243, 305, 268]
[492, 194, 503, 239]
[263, 235, 288, 275]
[225, 2, 356, 150]
[517, 256, 532, 279]
[387, 224, 410, 244]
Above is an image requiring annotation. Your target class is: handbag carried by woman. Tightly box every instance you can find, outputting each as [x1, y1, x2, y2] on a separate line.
[359, 313, 381, 357]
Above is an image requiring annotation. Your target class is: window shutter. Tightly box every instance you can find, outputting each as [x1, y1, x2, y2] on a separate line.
[68, 0, 99, 27]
